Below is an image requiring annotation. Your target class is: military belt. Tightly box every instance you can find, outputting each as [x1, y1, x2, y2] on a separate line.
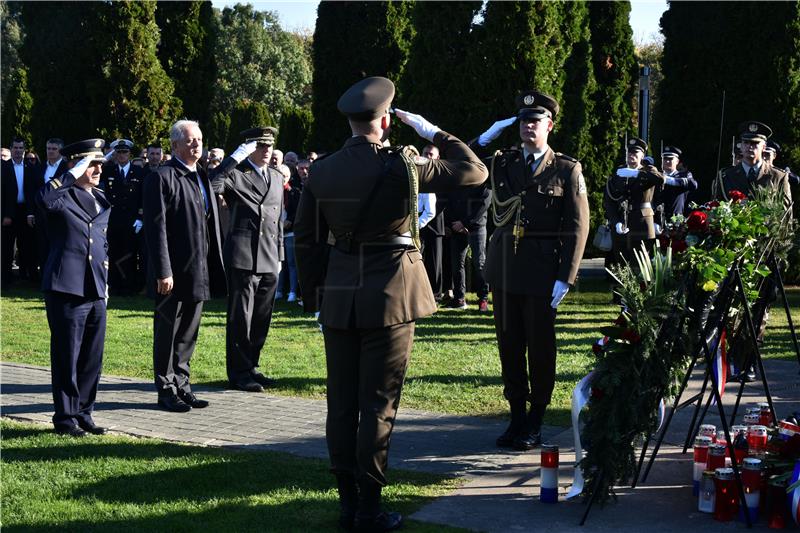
[333, 234, 413, 254]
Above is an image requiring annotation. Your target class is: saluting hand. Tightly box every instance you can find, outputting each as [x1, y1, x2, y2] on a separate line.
[616, 168, 639, 178]
[551, 280, 570, 309]
[103, 149, 116, 163]
[157, 276, 174, 295]
[478, 116, 517, 147]
[394, 109, 440, 142]
[69, 155, 94, 180]
[231, 141, 258, 163]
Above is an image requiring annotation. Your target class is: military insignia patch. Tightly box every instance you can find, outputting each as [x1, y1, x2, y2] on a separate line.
[523, 95, 535, 105]
[628, 139, 636, 146]
[748, 123, 758, 133]
[578, 174, 587, 194]
[413, 155, 429, 165]
[94, 140, 103, 148]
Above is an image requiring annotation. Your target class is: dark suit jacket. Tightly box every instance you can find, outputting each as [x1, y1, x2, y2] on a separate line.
[1, 159, 34, 220]
[100, 162, 147, 226]
[442, 181, 492, 231]
[28, 160, 69, 219]
[472, 144, 591, 295]
[713, 162, 792, 209]
[37, 172, 111, 298]
[210, 156, 284, 274]
[653, 169, 697, 222]
[143, 158, 226, 301]
[294, 130, 487, 328]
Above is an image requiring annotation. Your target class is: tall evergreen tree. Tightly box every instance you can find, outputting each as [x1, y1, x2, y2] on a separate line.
[90, 1, 181, 147]
[396, 1, 482, 144]
[311, 1, 414, 151]
[224, 99, 275, 154]
[1, 66, 33, 147]
[278, 106, 313, 155]
[1, 0, 25, 128]
[587, 1, 637, 176]
[155, 0, 217, 129]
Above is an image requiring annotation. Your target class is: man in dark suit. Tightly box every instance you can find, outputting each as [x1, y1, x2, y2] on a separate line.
[294, 77, 487, 532]
[27, 138, 69, 274]
[470, 90, 591, 451]
[101, 139, 147, 295]
[1, 137, 36, 286]
[653, 145, 698, 230]
[210, 126, 284, 392]
[713, 121, 792, 208]
[418, 144, 446, 301]
[38, 139, 112, 437]
[143, 120, 226, 413]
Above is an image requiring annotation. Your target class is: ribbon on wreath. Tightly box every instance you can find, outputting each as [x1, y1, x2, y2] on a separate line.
[790, 460, 800, 526]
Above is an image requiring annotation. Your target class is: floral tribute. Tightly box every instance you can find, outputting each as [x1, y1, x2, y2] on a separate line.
[580, 187, 795, 503]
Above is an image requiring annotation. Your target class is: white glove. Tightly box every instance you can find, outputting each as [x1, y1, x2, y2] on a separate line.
[616, 167, 639, 178]
[654, 223, 662, 235]
[103, 149, 116, 163]
[133, 219, 143, 234]
[394, 109, 440, 142]
[231, 141, 258, 163]
[69, 156, 93, 179]
[551, 280, 570, 309]
[664, 177, 687, 187]
[615, 222, 629, 235]
[478, 116, 517, 147]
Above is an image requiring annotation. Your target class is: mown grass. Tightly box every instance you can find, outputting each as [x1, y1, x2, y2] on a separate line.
[0, 419, 464, 532]
[2, 279, 797, 427]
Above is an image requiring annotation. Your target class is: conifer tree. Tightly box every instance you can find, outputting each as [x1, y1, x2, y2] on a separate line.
[224, 99, 275, 154]
[1, 66, 33, 147]
[278, 106, 313, 156]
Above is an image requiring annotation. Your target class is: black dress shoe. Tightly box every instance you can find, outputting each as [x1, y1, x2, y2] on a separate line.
[178, 390, 209, 408]
[512, 431, 542, 451]
[158, 394, 192, 412]
[78, 422, 108, 435]
[496, 424, 518, 448]
[251, 372, 277, 388]
[231, 379, 264, 393]
[354, 511, 403, 532]
[55, 426, 87, 437]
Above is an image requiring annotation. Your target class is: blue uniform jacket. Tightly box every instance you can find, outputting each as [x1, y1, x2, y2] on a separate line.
[38, 172, 111, 298]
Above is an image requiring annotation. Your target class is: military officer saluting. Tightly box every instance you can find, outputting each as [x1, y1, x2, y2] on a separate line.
[714, 121, 792, 207]
[38, 139, 114, 437]
[469, 90, 590, 451]
[653, 145, 698, 230]
[210, 126, 284, 393]
[294, 77, 487, 532]
[603, 137, 665, 269]
[100, 138, 147, 295]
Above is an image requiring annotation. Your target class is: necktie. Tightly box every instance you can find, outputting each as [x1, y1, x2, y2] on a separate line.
[747, 167, 757, 182]
[120, 166, 126, 183]
[194, 173, 209, 213]
[76, 189, 97, 215]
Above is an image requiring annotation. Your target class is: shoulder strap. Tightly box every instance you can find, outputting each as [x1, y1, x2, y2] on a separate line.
[396, 149, 421, 250]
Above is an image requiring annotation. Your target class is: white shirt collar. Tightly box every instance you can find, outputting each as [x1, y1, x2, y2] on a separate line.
[523, 144, 549, 162]
[248, 158, 267, 175]
[173, 155, 196, 173]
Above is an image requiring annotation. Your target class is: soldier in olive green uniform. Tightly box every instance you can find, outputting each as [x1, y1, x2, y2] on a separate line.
[603, 137, 666, 269]
[712, 121, 792, 209]
[469, 91, 590, 451]
[293, 77, 487, 532]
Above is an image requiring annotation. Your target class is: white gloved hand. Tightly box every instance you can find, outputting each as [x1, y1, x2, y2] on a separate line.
[616, 167, 639, 178]
[478, 116, 517, 147]
[664, 177, 688, 187]
[654, 223, 662, 235]
[231, 141, 258, 163]
[615, 222, 629, 235]
[133, 219, 143, 234]
[551, 280, 570, 309]
[103, 149, 116, 163]
[394, 109, 441, 142]
[69, 156, 94, 179]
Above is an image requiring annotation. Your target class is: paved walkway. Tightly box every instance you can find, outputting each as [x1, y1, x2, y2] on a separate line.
[2, 359, 798, 532]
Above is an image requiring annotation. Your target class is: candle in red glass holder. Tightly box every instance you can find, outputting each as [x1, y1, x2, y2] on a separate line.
[707, 444, 726, 471]
[714, 468, 738, 522]
[731, 425, 748, 463]
[758, 403, 773, 426]
[747, 425, 768, 452]
[693, 436, 712, 495]
[699, 424, 717, 442]
[744, 412, 760, 426]
[741, 457, 761, 523]
[766, 477, 788, 529]
[539, 444, 559, 504]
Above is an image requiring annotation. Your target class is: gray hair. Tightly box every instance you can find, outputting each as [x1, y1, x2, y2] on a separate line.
[169, 120, 201, 146]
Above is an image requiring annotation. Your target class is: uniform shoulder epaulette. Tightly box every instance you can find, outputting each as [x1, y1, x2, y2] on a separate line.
[554, 152, 578, 163]
[49, 178, 62, 189]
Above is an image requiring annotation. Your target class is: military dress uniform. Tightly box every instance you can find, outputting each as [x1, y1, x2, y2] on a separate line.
[470, 90, 590, 451]
[100, 139, 147, 295]
[293, 77, 487, 531]
[653, 146, 698, 226]
[37, 139, 111, 436]
[209, 127, 284, 390]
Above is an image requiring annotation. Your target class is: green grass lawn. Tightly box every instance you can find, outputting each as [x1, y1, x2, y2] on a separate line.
[2, 279, 798, 427]
[0, 419, 464, 532]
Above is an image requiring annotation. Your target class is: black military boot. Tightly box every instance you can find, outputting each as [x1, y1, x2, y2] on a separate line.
[496, 399, 526, 448]
[354, 478, 402, 532]
[335, 473, 359, 530]
[512, 404, 546, 451]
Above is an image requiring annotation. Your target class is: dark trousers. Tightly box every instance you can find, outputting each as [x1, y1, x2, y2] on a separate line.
[226, 269, 278, 381]
[108, 221, 141, 295]
[492, 289, 557, 406]
[450, 227, 489, 300]
[153, 294, 204, 396]
[45, 291, 106, 430]
[419, 226, 443, 297]
[323, 321, 414, 486]
[2, 204, 36, 284]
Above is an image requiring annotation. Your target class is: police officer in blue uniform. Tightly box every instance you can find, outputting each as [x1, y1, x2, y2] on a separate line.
[653, 145, 698, 230]
[38, 139, 113, 437]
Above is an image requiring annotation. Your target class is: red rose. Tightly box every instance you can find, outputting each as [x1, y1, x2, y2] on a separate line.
[621, 329, 641, 343]
[707, 200, 720, 208]
[591, 387, 604, 399]
[671, 239, 688, 253]
[686, 210, 708, 232]
[728, 189, 747, 203]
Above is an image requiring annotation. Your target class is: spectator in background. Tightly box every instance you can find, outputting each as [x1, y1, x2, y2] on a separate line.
[25, 151, 41, 167]
[146, 143, 163, 171]
[29, 138, 68, 274]
[306, 151, 318, 163]
[1, 137, 37, 286]
[277, 158, 307, 302]
[270, 149, 283, 169]
[418, 144, 445, 301]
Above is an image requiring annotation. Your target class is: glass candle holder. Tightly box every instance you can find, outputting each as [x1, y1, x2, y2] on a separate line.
[714, 468, 738, 522]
